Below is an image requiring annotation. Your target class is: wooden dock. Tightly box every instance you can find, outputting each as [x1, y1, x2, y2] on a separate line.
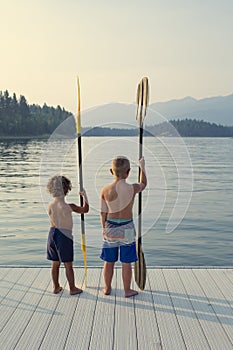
[0, 267, 232, 349]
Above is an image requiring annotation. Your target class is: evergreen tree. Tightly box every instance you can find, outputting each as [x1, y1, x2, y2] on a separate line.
[19, 95, 30, 117]
[0, 90, 73, 136]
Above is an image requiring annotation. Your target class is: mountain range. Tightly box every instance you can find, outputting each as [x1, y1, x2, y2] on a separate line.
[82, 93, 233, 128]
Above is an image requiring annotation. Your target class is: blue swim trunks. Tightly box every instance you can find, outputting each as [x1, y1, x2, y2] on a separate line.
[100, 219, 138, 263]
[47, 227, 74, 263]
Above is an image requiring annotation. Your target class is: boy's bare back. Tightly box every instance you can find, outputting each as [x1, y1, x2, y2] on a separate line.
[101, 180, 141, 219]
[48, 199, 73, 230]
[47, 175, 89, 231]
[100, 157, 146, 222]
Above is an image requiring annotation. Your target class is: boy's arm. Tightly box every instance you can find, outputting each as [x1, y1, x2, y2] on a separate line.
[48, 202, 52, 216]
[69, 190, 89, 214]
[100, 189, 108, 230]
[48, 202, 56, 227]
[133, 157, 147, 194]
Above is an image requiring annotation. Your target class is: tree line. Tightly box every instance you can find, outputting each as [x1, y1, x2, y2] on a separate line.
[0, 90, 72, 136]
[83, 119, 233, 137]
[1, 90, 233, 137]
[155, 119, 233, 137]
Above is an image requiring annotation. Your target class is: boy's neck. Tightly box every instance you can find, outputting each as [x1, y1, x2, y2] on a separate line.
[54, 196, 65, 202]
[114, 177, 126, 182]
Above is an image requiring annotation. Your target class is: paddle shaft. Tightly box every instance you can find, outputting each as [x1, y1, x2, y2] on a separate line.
[134, 76, 148, 291]
[76, 78, 85, 234]
[76, 78, 87, 285]
[77, 132, 85, 231]
[138, 124, 143, 245]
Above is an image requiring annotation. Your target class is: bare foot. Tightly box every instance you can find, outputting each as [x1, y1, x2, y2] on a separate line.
[103, 287, 111, 295]
[53, 286, 63, 294]
[70, 287, 83, 295]
[125, 289, 138, 298]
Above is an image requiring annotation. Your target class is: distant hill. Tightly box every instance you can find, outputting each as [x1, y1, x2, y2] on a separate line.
[83, 119, 233, 137]
[151, 94, 233, 126]
[82, 94, 233, 127]
[148, 119, 233, 137]
[1, 89, 233, 138]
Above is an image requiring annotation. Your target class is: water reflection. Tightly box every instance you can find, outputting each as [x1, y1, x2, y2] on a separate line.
[0, 138, 233, 266]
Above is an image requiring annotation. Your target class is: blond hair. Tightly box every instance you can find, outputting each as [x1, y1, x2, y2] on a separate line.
[47, 175, 72, 197]
[112, 156, 130, 178]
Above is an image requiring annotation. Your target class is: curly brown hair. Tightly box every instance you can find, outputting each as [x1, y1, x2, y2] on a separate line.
[47, 175, 72, 197]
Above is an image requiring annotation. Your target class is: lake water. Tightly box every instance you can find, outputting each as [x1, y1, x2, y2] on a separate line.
[0, 137, 232, 267]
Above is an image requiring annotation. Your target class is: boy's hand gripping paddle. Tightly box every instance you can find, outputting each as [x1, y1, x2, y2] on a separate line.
[76, 77, 87, 285]
[134, 77, 149, 290]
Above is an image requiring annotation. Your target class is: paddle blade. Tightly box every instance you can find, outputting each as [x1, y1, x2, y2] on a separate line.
[134, 243, 147, 290]
[136, 77, 149, 126]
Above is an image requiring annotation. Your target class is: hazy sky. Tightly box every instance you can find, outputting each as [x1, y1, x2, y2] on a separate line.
[1, 0, 233, 113]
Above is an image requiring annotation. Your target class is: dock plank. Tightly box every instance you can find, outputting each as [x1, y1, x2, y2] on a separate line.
[163, 269, 211, 349]
[193, 269, 233, 345]
[0, 267, 232, 350]
[134, 271, 162, 350]
[0, 268, 25, 305]
[179, 269, 233, 350]
[224, 269, 233, 284]
[39, 268, 84, 350]
[149, 269, 186, 350]
[114, 268, 137, 350]
[208, 269, 233, 310]
[14, 268, 67, 350]
[0, 267, 12, 282]
[0, 268, 50, 349]
[0, 268, 39, 333]
[89, 268, 116, 350]
[64, 268, 101, 350]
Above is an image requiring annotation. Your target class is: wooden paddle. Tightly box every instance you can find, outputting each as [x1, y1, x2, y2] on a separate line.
[76, 77, 87, 285]
[134, 77, 149, 290]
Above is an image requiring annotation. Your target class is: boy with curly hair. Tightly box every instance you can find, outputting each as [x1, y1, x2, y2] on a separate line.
[47, 175, 89, 295]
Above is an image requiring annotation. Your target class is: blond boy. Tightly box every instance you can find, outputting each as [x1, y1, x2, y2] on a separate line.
[100, 156, 147, 297]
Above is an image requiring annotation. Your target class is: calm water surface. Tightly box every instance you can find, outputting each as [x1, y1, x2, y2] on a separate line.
[0, 137, 232, 266]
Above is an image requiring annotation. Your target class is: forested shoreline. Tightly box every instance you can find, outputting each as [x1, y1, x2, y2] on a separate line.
[82, 120, 233, 137]
[1, 90, 233, 138]
[0, 90, 72, 137]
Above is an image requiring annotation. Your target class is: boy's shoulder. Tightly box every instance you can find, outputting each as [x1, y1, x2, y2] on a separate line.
[132, 182, 145, 193]
[101, 182, 114, 192]
[48, 199, 69, 208]
[48, 200, 54, 208]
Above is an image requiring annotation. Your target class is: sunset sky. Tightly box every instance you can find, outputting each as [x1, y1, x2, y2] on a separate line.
[1, 0, 233, 113]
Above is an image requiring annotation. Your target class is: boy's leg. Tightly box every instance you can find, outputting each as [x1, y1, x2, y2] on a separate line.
[122, 262, 138, 298]
[51, 261, 63, 294]
[64, 261, 83, 295]
[103, 261, 115, 295]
